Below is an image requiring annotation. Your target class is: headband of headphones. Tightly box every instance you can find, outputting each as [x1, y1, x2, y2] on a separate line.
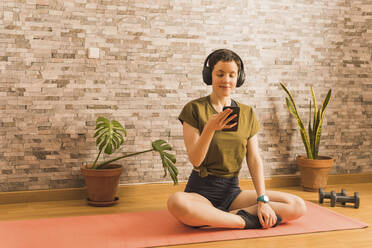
[202, 49, 245, 87]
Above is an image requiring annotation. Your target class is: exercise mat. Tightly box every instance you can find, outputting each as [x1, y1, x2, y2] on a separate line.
[0, 201, 368, 248]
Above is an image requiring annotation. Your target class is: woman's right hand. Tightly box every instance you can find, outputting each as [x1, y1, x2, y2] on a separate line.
[183, 108, 237, 167]
[205, 108, 237, 132]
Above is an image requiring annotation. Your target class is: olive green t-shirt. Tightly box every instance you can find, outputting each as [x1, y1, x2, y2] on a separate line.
[178, 95, 260, 178]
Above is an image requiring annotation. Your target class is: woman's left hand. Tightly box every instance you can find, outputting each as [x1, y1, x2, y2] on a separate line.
[257, 202, 277, 229]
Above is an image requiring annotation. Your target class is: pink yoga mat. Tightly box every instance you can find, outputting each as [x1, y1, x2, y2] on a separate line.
[0, 201, 368, 248]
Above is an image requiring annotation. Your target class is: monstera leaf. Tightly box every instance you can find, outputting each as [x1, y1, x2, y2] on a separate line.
[89, 117, 178, 185]
[92, 117, 127, 168]
[152, 139, 178, 184]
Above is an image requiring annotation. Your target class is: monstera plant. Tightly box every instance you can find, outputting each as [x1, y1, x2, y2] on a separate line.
[280, 83, 333, 191]
[81, 116, 178, 206]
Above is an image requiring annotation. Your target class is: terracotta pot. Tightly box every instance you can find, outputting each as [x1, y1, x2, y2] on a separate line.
[81, 164, 122, 206]
[296, 155, 334, 192]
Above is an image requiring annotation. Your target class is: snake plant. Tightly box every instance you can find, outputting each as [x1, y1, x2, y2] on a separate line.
[89, 116, 178, 185]
[280, 83, 332, 159]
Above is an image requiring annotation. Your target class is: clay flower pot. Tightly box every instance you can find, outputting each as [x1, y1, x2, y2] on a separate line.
[83, 117, 177, 208]
[81, 164, 122, 206]
[296, 155, 334, 192]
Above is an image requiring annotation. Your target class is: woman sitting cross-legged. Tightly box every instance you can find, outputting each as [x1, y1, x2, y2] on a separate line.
[167, 49, 307, 229]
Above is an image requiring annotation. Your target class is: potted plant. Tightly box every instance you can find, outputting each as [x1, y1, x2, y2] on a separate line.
[280, 83, 332, 191]
[81, 116, 178, 206]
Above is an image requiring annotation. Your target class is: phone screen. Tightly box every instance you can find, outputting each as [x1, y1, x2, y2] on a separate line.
[222, 106, 240, 131]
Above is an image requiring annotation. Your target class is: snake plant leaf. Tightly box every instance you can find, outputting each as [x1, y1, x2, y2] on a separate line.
[299, 123, 313, 159]
[314, 116, 323, 159]
[314, 118, 323, 159]
[282, 85, 312, 156]
[308, 99, 313, 150]
[289, 104, 312, 159]
[313, 110, 321, 154]
[308, 121, 313, 157]
[310, 86, 318, 117]
[321, 89, 332, 114]
[281, 83, 332, 159]
[280, 83, 301, 115]
[285, 98, 297, 117]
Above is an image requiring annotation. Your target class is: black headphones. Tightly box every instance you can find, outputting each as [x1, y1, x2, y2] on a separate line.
[202, 49, 245, 87]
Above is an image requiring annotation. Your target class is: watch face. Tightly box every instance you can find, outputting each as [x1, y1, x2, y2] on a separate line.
[258, 195, 269, 203]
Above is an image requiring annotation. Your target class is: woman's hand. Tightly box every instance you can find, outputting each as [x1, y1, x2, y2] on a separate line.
[205, 108, 237, 132]
[257, 202, 277, 229]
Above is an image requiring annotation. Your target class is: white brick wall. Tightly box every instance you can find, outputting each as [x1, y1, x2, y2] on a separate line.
[0, 0, 371, 191]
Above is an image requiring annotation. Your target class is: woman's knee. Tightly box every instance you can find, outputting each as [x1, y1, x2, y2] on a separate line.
[290, 196, 307, 219]
[167, 192, 191, 216]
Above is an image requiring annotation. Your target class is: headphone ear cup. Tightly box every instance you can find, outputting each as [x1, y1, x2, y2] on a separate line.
[237, 70, 245, 87]
[202, 66, 212, 85]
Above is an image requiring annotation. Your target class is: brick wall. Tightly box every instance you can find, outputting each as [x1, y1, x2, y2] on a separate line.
[0, 0, 371, 191]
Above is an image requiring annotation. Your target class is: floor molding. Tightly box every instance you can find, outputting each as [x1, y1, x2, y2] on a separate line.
[1, 173, 372, 205]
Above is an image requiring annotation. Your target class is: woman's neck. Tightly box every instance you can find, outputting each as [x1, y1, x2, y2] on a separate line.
[210, 92, 231, 112]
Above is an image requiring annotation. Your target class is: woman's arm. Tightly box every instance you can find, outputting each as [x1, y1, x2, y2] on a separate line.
[183, 122, 214, 167]
[183, 108, 237, 167]
[246, 134, 277, 228]
[246, 135, 266, 197]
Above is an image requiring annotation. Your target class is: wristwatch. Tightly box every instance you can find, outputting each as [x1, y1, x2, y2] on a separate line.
[257, 194, 270, 203]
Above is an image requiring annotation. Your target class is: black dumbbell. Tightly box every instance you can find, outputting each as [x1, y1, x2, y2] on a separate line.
[319, 188, 347, 204]
[330, 191, 360, 209]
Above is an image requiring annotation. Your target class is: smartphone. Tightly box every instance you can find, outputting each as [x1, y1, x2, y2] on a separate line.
[222, 106, 240, 131]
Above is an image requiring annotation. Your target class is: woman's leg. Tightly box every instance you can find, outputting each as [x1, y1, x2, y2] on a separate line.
[229, 190, 307, 222]
[167, 191, 245, 228]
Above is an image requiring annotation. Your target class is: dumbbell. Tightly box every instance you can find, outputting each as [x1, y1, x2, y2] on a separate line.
[319, 188, 347, 204]
[330, 191, 360, 209]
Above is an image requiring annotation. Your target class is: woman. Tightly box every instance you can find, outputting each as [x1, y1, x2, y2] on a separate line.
[167, 49, 307, 229]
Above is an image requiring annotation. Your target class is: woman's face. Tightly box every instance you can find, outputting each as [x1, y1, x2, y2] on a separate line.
[211, 60, 239, 97]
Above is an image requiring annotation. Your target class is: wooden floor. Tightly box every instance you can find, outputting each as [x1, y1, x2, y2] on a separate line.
[0, 182, 371, 248]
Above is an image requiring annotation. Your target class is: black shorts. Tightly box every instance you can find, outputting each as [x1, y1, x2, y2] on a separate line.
[184, 170, 242, 211]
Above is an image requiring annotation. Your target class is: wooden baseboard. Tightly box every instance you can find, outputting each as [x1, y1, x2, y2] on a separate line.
[1, 173, 372, 205]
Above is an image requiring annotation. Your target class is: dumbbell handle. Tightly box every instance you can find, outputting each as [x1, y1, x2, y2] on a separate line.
[333, 195, 356, 203]
[319, 189, 347, 204]
[323, 192, 344, 197]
